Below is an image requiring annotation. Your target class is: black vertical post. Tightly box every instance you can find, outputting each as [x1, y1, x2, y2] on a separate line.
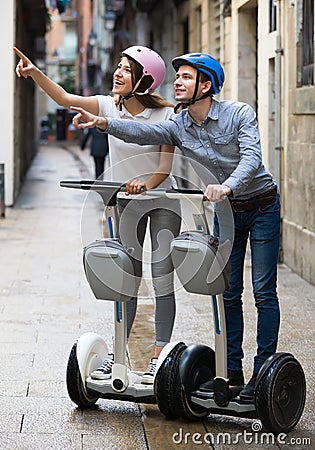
[0, 163, 5, 218]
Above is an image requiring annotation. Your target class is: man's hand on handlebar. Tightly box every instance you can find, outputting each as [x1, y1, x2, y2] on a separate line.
[203, 184, 231, 202]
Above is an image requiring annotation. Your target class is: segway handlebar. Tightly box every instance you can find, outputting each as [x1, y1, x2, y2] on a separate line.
[146, 188, 227, 201]
[146, 187, 204, 200]
[60, 180, 127, 206]
[60, 181, 204, 197]
[60, 180, 125, 190]
[59, 181, 225, 207]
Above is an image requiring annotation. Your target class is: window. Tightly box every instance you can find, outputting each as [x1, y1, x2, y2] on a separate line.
[183, 18, 189, 54]
[297, 0, 314, 86]
[269, 0, 277, 32]
[196, 6, 202, 52]
[208, 0, 221, 57]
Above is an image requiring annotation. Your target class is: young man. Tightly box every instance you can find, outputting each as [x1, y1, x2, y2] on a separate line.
[71, 53, 281, 400]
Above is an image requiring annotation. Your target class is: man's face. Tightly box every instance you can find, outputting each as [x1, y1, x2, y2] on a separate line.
[173, 65, 197, 102]
[173, 64, 212, 103]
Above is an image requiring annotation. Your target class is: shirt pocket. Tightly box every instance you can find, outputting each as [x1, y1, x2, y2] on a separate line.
[181, 140, 210, 166]
[181, 140, 209, 159]
[213, 132, 235, 145]
[181, 140, 204, 151]
[211, 132, 240, 163]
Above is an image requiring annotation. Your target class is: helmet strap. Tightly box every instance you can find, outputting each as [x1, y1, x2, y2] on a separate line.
[118, 71, 146, 106]
[189, 70, 201, 104]
[122, 92, 134, 101]
[131, 74, 145, 94]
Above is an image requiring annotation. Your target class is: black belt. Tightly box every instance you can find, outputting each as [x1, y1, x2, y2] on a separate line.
[229, 187, 277, 213]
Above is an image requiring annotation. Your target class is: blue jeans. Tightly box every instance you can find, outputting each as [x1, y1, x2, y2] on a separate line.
[214, 195, 281, 375]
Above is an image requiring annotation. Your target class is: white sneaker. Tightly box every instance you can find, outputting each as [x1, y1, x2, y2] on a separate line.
[141, 357, 158, 385]
[91, 353, 114, 380]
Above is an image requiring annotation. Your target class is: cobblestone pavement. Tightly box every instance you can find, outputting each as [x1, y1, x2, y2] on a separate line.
[0, 141, 314, 449]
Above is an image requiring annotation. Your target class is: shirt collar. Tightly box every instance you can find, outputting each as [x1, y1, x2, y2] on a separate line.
[119, 104, 153, 119]
[208, 98, 220, 120]
[185, 98, 220, 128]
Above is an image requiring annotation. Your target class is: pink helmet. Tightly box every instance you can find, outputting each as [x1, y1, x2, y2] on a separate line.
[122, 46, 166, 92]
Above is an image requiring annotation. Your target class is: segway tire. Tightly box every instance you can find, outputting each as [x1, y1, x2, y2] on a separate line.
[255, 353, 306, 433]
[154, 342, 187, 419]
[178, 344, 215, 420]
[66, 342, 99, 408]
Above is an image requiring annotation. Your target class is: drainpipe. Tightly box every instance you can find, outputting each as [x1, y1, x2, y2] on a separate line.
[0, 163, 5, 218]
[275, 35, 283, 180]
[275, 33, 283, 261]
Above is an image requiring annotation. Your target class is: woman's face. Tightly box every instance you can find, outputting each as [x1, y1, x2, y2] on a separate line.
[112, 56, 133, 96]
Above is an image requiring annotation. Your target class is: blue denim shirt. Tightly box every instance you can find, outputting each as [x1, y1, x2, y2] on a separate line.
[106, 99, 276, 199]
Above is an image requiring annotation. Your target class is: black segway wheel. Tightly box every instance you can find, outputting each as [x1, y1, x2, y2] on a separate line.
[178, 344, 215, 420]
[66, 342, 99, 408]
[255, 353, 306, 433]
[154, 342, 187, 419]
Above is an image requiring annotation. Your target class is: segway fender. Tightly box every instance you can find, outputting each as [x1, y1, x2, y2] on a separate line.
[255, 352, 293, 387]
[76, 332, 108, 384]
[155, 341, 186, 378]
[179, 344, 215, 391]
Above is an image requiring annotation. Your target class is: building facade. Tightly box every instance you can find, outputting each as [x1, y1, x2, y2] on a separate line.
[1, 0, 49, 206]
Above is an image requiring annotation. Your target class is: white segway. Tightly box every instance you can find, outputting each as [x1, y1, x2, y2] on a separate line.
[150, 189, 306, 434]
[60, 180, 175, 407]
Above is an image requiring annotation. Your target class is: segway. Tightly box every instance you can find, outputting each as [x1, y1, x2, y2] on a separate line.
[60, 180, 179, 408]
[151, 189, 306, 434]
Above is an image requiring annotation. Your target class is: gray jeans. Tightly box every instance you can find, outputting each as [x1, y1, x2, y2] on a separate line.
[117, 197, 181, 346]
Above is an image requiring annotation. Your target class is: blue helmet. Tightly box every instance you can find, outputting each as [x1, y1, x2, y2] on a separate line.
[172, 53, 225, 95]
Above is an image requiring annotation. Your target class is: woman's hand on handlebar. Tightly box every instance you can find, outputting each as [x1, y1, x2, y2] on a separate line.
[125, 179, 147, 195]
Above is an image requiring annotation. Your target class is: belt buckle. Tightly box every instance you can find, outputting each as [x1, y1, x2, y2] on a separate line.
[230, 201, 248, 213]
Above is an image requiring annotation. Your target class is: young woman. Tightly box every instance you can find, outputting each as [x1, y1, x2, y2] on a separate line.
[14, 45, 181, 384]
